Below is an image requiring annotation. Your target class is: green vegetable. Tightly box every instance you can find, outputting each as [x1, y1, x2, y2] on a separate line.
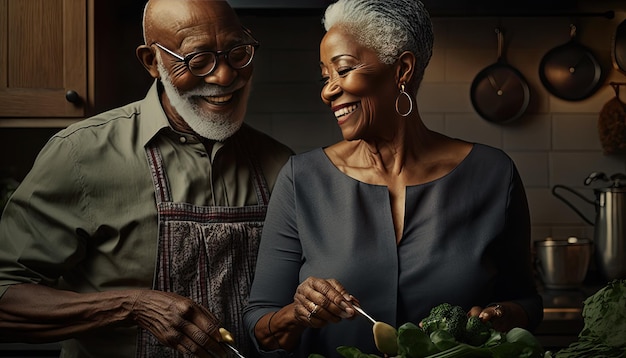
[428, 329, 460, 352]
[463, 316, 492, 346]
[335, 347, 380, 358]
[421, 303, 494, 347]
[490, 328, 544, 358]
[481, 330, 503, 348]
[419, 342, 492, 357]
[554, 279, 626, 357]
[396, 322, 439, 357]
[423, 327, 543, 358]
[310, 302, 546, 358]
[420, 303, 468, 342]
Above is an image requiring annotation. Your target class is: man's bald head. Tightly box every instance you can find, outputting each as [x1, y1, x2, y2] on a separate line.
[136, 0, 255, 141]
[142, 0, 238, 45]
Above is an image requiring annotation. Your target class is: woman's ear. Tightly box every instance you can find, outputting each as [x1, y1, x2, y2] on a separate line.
[136, 45, 160, 79]
[395, 51, 416, 86]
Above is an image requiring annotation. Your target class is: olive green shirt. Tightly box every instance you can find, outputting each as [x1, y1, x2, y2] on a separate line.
[0, 80, 293, 357]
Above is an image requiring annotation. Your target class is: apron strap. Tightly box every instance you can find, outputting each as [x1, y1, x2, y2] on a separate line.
[146, 144, 171, 203]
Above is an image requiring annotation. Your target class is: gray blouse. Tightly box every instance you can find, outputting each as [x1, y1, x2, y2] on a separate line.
[243, 143, 542, 357]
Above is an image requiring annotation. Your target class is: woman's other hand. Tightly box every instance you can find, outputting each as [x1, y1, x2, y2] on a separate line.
[468, 302, 529, 332]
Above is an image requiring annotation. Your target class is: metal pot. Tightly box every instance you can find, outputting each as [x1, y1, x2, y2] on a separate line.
[535, 237, 592, 289]
[552, 172, 626, 280]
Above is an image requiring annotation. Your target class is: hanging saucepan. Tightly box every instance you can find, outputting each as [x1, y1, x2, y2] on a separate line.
[539, 24, 603, 101]
[471, 28, 530, 124]
[613, 18, 626, 75]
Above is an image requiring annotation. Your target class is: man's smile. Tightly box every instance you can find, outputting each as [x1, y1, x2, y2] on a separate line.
[199, 93, 234, 105]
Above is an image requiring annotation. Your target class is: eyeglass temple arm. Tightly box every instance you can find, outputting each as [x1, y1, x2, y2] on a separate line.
[153, 43, 185, 61]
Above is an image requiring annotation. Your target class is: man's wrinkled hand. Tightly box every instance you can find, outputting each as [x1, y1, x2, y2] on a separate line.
[131, 290, 228, 358]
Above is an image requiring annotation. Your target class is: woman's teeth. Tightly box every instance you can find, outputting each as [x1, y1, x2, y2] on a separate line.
[335, 104, 358, 119]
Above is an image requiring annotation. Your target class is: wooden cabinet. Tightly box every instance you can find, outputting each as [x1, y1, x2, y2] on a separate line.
[0, 0, 151, 127]
[0, 0, 87, 123]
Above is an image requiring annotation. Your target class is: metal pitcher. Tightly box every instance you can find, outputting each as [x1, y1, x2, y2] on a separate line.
[552, 172, 626, 280]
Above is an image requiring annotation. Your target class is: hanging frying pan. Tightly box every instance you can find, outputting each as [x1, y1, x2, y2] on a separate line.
[539, 24, 603, 101]
[470, 28, 530, 124]
[613, 19, 626, 75]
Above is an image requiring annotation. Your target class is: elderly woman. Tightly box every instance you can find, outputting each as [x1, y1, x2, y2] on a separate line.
[242, 0, 543, 356]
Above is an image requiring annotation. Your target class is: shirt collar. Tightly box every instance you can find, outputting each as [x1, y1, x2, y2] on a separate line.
[139, 80, 171, 147]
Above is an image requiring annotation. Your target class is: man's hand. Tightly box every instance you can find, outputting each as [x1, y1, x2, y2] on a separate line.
[131, 290, 228, 358]
[0, 284, 228, 358]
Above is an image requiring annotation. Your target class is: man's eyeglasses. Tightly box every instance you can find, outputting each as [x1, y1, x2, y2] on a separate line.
[153, 31, 259, 77]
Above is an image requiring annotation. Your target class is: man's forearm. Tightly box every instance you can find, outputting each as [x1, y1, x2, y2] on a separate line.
[0, 283, 138, 343]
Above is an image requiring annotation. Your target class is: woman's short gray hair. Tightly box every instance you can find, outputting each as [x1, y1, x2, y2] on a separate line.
[322, 0, 434, 85]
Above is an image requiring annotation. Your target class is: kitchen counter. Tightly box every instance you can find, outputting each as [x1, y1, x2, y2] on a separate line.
[534, 280, 605, 351]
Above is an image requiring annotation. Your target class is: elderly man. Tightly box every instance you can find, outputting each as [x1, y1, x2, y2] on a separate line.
[0, 0, 292, 357]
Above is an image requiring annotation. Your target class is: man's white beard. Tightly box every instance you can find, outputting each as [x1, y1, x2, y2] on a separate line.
[157, 61, 248, 141]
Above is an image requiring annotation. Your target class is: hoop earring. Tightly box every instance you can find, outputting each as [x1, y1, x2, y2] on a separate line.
[395, 83, 413, 117]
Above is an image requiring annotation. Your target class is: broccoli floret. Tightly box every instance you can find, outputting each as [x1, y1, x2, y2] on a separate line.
[462, 315, 492, 346]
[420, 303, 468, 342]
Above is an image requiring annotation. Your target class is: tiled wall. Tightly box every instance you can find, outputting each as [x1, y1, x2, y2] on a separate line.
[2, 8, 625, 245]
[240, 11, 626, 243]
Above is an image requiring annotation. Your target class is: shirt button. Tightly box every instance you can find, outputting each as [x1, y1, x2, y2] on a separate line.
[179, 136, 187, 143]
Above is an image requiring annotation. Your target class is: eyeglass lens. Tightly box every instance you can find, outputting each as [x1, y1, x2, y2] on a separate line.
[188, 45, 255, 76]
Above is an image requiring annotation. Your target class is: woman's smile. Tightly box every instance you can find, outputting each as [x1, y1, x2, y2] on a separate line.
[333, 102, 360, 124]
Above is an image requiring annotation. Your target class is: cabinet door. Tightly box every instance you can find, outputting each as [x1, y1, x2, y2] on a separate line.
[0, 0, 86, 118]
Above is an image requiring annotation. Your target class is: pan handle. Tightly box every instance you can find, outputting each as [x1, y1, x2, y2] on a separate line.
[569, 24, 577, 39]
[584, 171, 609, 186]
[496, 28, 503, 60]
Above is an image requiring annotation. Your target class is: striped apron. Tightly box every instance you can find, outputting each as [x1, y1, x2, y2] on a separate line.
[137, 140, 269, 357]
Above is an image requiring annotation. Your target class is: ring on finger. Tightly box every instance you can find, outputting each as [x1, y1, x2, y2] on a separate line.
[493, 304, 503, 318]
[307, 304, 319, 321]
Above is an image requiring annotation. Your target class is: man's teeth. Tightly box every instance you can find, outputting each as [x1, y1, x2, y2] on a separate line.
[335, 104, 358, 118]
[205, 94, 233, 104]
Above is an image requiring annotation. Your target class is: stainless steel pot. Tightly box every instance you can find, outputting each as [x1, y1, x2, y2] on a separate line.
[535, 237, 592, 289]
[552, 172, 626, 280]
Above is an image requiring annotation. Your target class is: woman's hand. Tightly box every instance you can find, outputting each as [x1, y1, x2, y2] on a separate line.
[468, 301, 529, 332]
[253, 277, 357, 352]
[293, 277, 355, 328]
